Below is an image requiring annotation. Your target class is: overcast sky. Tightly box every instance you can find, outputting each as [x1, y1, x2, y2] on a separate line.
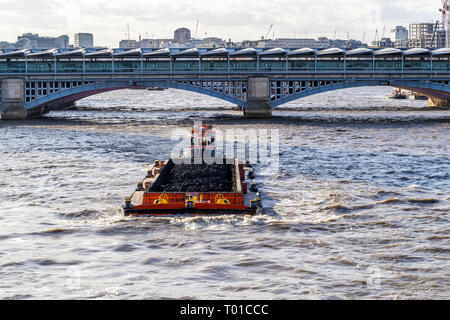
[0, 0, 441, 46]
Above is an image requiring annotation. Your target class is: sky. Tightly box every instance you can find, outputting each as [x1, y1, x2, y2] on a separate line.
[0, 0, 441, 47]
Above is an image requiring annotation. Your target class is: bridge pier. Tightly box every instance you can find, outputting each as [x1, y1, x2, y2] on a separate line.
[0, 78, 44, 120]
[244, 77, 272, 118]
[428, 96, 450, 108]
[0, 78, 27, 119]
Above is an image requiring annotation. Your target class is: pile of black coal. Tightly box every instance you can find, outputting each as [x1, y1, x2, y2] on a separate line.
[156, 163, 233, 192]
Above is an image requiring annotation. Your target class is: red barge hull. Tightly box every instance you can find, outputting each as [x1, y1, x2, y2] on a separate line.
[123, 159, 262, 217]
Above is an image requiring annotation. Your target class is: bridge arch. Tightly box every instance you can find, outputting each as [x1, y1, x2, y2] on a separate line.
[24, 79, 248, 111]
[269, 79, 450, 108]
[17, 78, 450, 115]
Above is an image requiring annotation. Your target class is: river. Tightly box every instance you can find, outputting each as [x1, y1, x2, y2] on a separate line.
[0, 86, 449, 299]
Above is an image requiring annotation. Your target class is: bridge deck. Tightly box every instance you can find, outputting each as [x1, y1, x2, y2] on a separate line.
[1, 47, 450, 76]
[0, 61, 449, 75]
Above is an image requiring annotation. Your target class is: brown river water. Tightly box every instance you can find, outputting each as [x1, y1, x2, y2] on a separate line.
[0, 86, 449, 299]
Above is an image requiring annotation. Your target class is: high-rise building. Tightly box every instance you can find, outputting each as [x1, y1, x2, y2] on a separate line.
[174, 28, 191, 44]
[74, 33, 94, 48]
[391, 26, 408, 41]
[390, 26, 409, 48]
[409, 23, 434, 40]
[409, 23, 445, 48]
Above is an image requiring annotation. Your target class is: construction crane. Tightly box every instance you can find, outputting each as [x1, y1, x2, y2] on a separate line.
[374, 29, 380, 43]
[440, 1, 449, 29]
[431, 20, 440, 48]
[440, 1, 449, 47]
[265, 24, 274, 40]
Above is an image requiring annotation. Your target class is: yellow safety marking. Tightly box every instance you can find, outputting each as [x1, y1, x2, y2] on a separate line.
[215, 194, 230, 205]
[154, 194, 169, 205]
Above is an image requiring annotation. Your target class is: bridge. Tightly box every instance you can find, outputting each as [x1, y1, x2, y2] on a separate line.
[1, 46, 450, 119]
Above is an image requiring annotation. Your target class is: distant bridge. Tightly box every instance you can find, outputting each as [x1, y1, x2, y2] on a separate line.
[1, 46, 450, 119]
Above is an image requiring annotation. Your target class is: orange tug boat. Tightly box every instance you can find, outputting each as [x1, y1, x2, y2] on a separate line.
[123, 125, 263, 217]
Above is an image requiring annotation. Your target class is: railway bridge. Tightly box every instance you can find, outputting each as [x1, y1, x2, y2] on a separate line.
[1, 47, 450, 119]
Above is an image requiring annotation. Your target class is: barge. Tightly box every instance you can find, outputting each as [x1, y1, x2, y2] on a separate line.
[123, 125, 263, 217]
[388, 88, 407, 100]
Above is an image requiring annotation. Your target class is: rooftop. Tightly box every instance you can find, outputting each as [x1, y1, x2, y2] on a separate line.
[0, 47, 449, 59]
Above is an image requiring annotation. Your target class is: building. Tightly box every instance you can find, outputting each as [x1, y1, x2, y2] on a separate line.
[55, 35, 69, 49]
[119, 39, 139, 49]
[174, 28, 191, 44]
[391, 26, 408, 41]
[370, 38, 395, 49]
[0, 41, 15, 50]
[161, 42, 190, 49]
[17, 33, 39, 48]
[74, 33, 94, 48]
[225, 39, 237, 48]
[190, 39, 203, 47]
[409, 23, 445, 48]
[390, 26, 408, 48]
[394, 39, 409, 48]
[241, 40, 261, 48]
[447, 14, 450, 48]
[409, 23, 435, 40]
[16, 33, 69, 49]
[196, 37, 224, 48]
[258, 38, 323, 48]
[140, 39, 158, 48]
[328, 38, 366, 49]
[139, 38, 173, 48]
[14, 38, 31, 49]
[252, 37, 366, 49]
[424, 30, 446, 48]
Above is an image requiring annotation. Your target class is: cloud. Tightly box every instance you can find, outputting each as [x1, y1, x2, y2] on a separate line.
[0, 0, 440, 46]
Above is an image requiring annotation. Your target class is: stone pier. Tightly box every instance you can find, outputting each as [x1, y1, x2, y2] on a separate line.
[428, 96, 450, 108]
[243, 77, 272, 118]
[0, 78, 44, 120]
